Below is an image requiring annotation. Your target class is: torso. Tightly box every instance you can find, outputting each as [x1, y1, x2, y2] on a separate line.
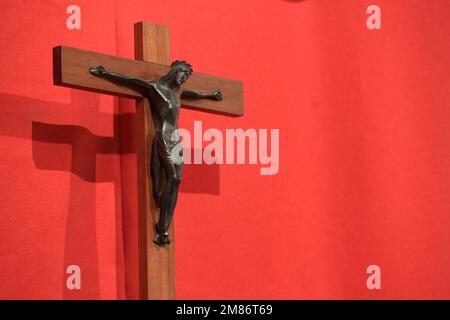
[144, 81, 181, 140]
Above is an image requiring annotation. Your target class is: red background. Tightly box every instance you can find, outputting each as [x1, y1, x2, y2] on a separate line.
[0, 0, 449, 299]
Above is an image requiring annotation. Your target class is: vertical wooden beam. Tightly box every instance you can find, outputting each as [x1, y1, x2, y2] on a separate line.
[134, 22, 175, 300]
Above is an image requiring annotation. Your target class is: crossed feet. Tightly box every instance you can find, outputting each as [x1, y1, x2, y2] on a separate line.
[153, 224, 171, 246]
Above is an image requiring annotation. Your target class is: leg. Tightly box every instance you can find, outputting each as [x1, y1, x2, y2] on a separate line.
[153, 160, 182, 246]
[150, 137, 162, 207]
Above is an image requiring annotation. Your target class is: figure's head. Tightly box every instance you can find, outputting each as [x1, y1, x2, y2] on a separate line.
[170, 60, 193, 85]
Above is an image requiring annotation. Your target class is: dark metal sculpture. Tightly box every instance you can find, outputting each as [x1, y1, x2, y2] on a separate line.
[89, 62, 222, 246]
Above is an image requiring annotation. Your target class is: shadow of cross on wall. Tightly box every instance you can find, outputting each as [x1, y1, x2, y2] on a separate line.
[32, 90, 221, 191]
[0, 89, 219, 299]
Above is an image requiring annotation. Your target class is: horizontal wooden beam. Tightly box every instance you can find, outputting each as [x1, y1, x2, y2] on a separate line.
[53, 46, 243, 116]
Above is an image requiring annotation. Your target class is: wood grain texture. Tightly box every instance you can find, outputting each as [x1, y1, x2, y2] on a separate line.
[53, 45, 243, 116]
[134, 22, 175, 300]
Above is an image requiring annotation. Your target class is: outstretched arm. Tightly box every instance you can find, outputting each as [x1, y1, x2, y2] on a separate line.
[181, 89, 223, 101]
[89, 66, 150, 93]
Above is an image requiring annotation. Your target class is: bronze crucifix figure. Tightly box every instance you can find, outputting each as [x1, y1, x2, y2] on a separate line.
[89, 62, 222, 245]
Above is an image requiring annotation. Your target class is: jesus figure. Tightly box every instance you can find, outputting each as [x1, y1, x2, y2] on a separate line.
[89, 61, 222, 246]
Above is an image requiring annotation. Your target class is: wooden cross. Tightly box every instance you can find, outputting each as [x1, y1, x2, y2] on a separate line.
[53, 21, 243, 299]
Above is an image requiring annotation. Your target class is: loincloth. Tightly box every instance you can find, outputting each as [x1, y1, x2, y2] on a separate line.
[154, 131, 183, 165]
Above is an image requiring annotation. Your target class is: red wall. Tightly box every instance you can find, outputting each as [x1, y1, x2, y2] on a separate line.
[1, 0, 450, 299]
